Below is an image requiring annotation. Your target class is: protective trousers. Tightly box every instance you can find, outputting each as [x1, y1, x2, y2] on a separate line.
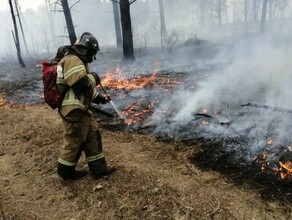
[57, 109, 109, 180]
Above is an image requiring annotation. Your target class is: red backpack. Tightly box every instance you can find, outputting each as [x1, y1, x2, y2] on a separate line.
[42, 61, 65, 109]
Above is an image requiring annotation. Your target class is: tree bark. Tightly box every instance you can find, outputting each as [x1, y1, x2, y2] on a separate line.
[8, 0, 25, 68]
[158, 0, 167, 48]
[112, 0, 122, 49]
[61, 0, 77, 45]
[45, 0, 57, 47]
[119, 0, 135, 62]
[253, 0, 258, 21]
[260, 0, 268, 33]
[14, 0, 29, 56]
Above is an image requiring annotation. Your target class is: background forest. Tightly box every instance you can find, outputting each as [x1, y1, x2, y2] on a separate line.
[0, 0, 291, 60]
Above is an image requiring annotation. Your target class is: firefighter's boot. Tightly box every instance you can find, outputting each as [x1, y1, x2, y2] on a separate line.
[88, 158, 117, 179]
[57, 163, 87, 180]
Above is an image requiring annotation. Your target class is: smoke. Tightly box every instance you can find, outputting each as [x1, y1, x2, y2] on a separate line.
[149, 34, 292, 159]
[175, 36, 292, 120]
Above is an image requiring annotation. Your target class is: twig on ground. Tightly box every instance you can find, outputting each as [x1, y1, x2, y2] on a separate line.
[209, 196, 221, 217]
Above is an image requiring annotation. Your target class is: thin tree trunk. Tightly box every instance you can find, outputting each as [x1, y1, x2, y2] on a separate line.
[224, 0, 228, 23]
[158, 0, 167, 48]
[112, 1, 122, 49]
[14, 0, 29, 56]
[9, 0, 25, 67]
[120, 0, 135, 62]
[61, 0, 77, 45]
[253, 0, 258, 21]
[260, 0, 268, 33]
[45, 0, 57, 47]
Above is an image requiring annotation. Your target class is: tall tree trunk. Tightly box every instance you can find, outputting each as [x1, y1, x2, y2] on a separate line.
[119, 0, 135, 62]
[253, 0, 258, 21]
[112, 1, 122, 49]
[223, 0, 228, 24]
[14, 0, 29, 56]
[61, 0, 77, 45]
[45, 0, 57, 47]
[8, 0, 25, 67]
[260, 0, 268, 33]
[158, 0, 167, 48]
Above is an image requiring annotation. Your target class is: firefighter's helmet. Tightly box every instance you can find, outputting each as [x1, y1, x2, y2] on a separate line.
[75, 32, 100, 59]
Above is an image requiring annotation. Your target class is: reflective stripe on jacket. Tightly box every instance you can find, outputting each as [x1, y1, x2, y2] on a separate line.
[57, 54, 99, 116]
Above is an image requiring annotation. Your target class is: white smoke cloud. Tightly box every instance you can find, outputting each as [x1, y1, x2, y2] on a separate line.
[148, 33, 292, 159]
[168, 36, 292, 125]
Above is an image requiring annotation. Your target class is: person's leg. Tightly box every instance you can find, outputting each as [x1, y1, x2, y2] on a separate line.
[84, 115, 116, 179]
[57, 109, 89, 180]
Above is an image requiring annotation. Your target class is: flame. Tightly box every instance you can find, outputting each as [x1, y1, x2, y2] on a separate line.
[256, 153, 292, 180]
[201, 120, 209, 125]
[0, 97, 44, 109]
[101, 71, 158, 90]
[277, 161, 292, 179]
[202, 108, 208, 113]
[254, 153, 269, 172]
[100, 64, 178, 91]
[266, 139, 273, 146]
[0, 97, 5, 106]
[122, 100, 160, 126]
[98, 66, 179, 126]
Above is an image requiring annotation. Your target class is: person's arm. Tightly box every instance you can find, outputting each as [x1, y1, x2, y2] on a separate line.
[62, 56, 100, 96]
[71, 72, 100, 94]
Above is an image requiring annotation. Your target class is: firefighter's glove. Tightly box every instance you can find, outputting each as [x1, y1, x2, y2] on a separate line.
[90, 72, 101, 85]
[93, 94, 110, 105]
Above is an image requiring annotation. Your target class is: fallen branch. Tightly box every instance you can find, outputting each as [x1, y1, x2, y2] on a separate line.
[209, 196, 221, 217]
[241, 103, 292, 114]
[193, 113, 232, 127]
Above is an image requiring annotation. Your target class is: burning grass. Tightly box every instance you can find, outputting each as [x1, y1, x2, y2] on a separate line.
[188, 136, 292, 204]
[1, 64, 292, 203]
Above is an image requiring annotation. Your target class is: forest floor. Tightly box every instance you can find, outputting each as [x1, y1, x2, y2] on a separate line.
[1, 42, 292, 219]
[0, 105, 292, 220]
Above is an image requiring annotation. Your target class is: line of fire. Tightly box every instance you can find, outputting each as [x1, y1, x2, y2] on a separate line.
[1, 60, 292, 198]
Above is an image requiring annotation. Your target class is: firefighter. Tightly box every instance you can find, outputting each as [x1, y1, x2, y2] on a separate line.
[56, 32, 117, 180]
